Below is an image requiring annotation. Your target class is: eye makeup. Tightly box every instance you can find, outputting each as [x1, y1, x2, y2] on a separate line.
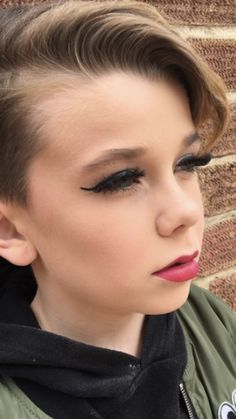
[80, 167, 145, 194]
[80, 153, 212, 195]
[175, 152, 212, 173]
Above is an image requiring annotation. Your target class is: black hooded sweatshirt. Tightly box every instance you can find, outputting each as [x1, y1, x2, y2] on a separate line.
[0, 257, 195, 418]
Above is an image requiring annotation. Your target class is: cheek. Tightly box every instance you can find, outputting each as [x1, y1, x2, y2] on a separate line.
[67, 207, 145, 268]
[29, 197, 142, 272]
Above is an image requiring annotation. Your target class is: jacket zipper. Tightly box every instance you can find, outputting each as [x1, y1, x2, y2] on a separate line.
[179, 382, 195, 419]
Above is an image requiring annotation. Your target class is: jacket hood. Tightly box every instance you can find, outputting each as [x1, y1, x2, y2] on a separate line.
[0, 256, 187, 416]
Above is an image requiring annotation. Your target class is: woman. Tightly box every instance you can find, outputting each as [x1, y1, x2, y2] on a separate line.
[0, 1, 235, 418]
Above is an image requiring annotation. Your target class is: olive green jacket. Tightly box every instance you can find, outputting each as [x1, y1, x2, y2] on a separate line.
[177, 284, 236, 419]
[0, 284, 235, 418]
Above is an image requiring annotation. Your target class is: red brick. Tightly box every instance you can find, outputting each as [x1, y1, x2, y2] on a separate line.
[209, 273, 236, 313]
[190, 39, 236, 91]
[198, 162, 236, 216]
[198, 218, 236, 277]
[151, 0, 236, 26]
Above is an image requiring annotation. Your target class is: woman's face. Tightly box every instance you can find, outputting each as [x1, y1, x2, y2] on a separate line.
[20, 71, 205, 315]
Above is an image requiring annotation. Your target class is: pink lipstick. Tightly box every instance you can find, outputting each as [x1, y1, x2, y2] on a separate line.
[152, 251, 199, 282]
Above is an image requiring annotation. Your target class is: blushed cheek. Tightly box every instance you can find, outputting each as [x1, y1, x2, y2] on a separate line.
[75, 220, 140, 270]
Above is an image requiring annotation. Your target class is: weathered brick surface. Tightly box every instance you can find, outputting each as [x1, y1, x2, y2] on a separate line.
[198, 218, 236, 277]
[190, 39, 236, 90]
[152, 0, 236, 26]
[198, 162, 236, 216]
[209, 273, 236, 313]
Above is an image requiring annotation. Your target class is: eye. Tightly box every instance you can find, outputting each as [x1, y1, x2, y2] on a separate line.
[80, 153, 212, 195]
[80, 167, 145, 194]
[175, 153, 212, 173]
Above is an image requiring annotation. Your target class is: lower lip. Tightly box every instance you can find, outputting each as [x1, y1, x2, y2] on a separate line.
[153, 260, 199, 282]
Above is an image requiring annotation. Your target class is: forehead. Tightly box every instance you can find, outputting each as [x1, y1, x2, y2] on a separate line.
[30, 71, 194, 166]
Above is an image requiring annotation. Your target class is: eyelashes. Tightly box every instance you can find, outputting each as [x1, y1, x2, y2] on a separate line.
[176, 152, 212, 172]
[80, 153, 212, 195]
[80, 167, 145, 194]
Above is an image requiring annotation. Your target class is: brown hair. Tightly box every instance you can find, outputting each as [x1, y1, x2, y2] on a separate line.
[0, 0, 229, 206]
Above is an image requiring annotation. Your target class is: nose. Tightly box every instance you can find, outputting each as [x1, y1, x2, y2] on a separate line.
[154, 180, 203, 237]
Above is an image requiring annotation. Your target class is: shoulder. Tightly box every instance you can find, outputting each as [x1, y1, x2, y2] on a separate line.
[0, 375, 52, 419]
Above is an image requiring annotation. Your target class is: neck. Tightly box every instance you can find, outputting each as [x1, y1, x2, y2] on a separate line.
[31, 285, 145, 358]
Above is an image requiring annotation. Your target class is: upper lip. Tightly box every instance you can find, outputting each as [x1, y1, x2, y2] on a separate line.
[153, 250, 199, 273]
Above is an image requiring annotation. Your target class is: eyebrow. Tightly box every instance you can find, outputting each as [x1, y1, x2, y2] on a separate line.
[81, 131, 200, 173]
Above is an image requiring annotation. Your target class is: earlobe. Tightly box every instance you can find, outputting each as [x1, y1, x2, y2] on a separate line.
[0, 211, 37, 266]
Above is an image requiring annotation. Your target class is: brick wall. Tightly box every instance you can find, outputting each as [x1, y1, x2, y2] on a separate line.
[1, 0, 235, 311]
[152, 0, 236, 311]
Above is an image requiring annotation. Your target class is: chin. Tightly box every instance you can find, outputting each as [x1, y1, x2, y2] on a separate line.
[144, 280, 192, 315]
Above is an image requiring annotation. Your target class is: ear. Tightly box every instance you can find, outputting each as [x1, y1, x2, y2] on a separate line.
[0, 206, 37, 266]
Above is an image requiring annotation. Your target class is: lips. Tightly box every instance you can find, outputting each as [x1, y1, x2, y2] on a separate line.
[152, 251, 199, 282]
[154, 250, 199, 274]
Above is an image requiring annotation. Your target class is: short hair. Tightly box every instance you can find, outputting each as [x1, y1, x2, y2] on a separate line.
[0, 0, 229, 206]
